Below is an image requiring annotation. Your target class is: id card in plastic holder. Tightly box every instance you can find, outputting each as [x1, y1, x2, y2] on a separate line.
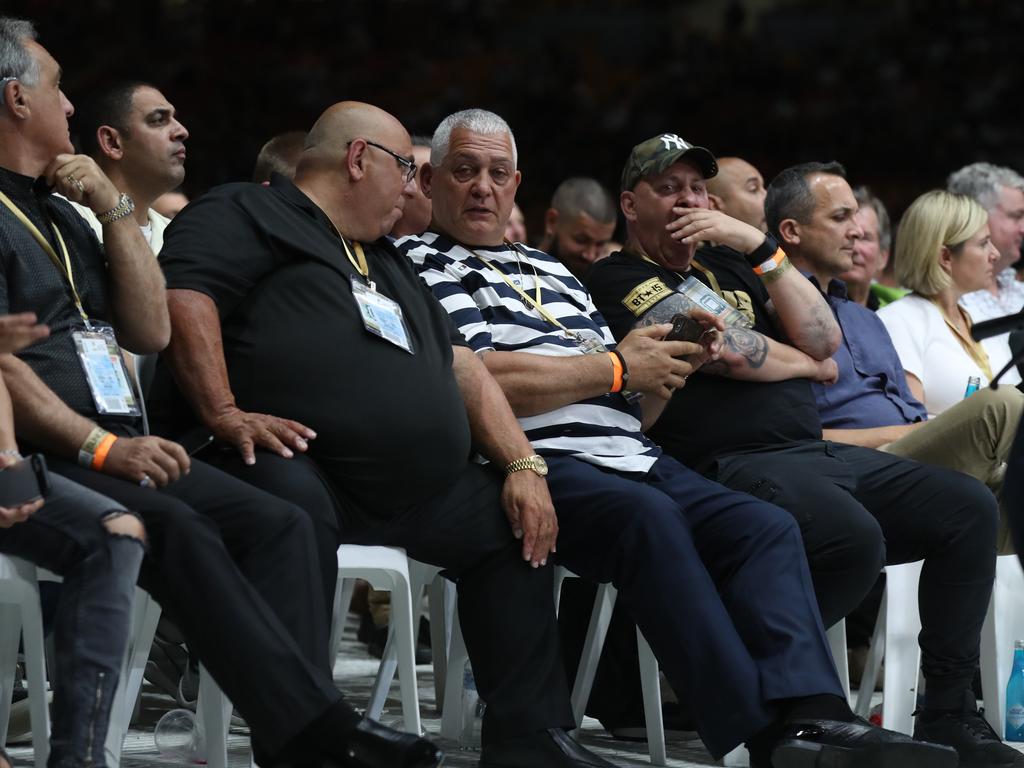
[350, 276, 414, 354]
[72, 325, 141, 416]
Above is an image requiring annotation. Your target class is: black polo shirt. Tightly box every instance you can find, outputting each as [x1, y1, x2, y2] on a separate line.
[585, 245, 821, 472]
[152, 174, 472, 511]
[0, 165, 143, 434]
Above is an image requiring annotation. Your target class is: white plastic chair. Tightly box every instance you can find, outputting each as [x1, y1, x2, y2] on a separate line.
[0, 554, 50, 765]
[199, 544, 435, 768]
[980, 554, 1024, 734]
[853, 560, 925, 733]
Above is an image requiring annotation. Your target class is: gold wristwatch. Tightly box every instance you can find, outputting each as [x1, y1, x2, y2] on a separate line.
[503, 454, 549, 478]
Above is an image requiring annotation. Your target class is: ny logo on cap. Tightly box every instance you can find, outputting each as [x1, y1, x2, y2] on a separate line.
[659, 134, 688, 151]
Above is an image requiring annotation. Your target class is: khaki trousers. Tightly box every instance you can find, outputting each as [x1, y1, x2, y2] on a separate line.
[883, 385, 1024, 553]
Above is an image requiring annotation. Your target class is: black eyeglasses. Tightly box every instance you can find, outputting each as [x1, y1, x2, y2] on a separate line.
[355, 139, 417, 183]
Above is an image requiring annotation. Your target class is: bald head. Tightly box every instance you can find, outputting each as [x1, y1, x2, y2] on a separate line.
[293, 100, 414, 243]
[706, 156, 767, 231]
[300, 101, 409, 170]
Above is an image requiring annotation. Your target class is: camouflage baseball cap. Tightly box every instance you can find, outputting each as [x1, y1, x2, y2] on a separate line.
[621, 133, 718, 191]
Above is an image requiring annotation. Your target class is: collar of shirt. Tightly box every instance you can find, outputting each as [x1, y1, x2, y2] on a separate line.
[0, 165, 53, 203]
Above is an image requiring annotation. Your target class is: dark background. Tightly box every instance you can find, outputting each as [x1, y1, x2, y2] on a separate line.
[8, 0, 1023, 239]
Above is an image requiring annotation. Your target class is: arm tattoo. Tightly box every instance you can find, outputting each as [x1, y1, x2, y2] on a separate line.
[724, 327, 768, 369]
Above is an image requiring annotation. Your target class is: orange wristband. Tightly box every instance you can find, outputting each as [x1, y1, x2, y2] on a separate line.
[91, 433, 118, 471]
[608, 351, 624, 393]
[752, 248, 787, 276]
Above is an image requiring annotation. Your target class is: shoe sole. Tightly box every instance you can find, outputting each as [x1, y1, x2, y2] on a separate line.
[772, 738, 958, 768]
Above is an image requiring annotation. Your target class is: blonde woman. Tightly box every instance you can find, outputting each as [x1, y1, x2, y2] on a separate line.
[880, 190, 1021, 417]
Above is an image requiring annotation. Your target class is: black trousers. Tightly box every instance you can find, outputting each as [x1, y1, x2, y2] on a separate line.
[49, 458, 340, 760]
[714, 439, 997, 710]
[203, 449, 574, 745]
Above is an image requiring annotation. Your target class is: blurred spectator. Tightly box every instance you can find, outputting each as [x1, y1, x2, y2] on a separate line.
[389, 134, 431, 238]
[840, 186, 906, 309]
[504, 201, 527, 243]
[706, 156, 766, 231]
[153, 189, 189, 218]
[252, 129, 305, 183]
[536, 176, 617, 279]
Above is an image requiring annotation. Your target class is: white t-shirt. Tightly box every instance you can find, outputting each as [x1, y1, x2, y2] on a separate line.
[878, 293, 1020, 416]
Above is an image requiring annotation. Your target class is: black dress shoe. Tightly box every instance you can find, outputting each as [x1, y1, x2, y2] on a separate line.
[770, 717, 958, 768]
[333, 718, 442, 768]
[479, 728, 620, 767]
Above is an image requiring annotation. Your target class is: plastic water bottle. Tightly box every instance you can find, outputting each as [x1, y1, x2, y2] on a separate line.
[458, 661, 486, 750]
[964, 376, 981, 398]
[154, 708, 203, 762]
[1005, 640, 1024, 741]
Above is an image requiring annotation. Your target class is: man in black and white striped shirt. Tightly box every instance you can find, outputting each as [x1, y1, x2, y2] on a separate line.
[401, 109, 954, 768]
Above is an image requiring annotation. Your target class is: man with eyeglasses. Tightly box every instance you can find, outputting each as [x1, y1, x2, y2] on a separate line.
[153, 100, 603, 768]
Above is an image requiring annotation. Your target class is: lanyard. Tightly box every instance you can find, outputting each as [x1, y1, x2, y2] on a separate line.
[932, 298, 993, 380]
[473, 241, 582, 341]
[0, 190, 90, 324]
[340, 237, 369, 280]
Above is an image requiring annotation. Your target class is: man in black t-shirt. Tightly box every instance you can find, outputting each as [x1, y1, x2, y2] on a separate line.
[587, 135, 1010, 768]
[0, 20, 440, 768]
[154, 101, 608, 768]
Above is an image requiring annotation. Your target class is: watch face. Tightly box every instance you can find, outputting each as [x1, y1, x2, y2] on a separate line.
[533, 455, 549, 476]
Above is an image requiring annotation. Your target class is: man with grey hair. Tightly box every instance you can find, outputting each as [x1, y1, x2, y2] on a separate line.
[537, 177, 617, 279]
[252, 129, 305, 183]
[839, 186, 907, 310]
[948, 162, 1024, 320]
[403, 111, 956, 768]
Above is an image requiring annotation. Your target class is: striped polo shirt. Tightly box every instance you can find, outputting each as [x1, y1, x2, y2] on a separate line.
[400, 231, 660, 475]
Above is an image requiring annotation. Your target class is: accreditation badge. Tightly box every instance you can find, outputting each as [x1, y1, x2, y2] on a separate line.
[351, 276, 414, 354]
[72, 323, 141, 416]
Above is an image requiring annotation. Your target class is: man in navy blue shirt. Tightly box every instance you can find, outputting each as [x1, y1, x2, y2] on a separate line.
[764, 160, 1022, 767]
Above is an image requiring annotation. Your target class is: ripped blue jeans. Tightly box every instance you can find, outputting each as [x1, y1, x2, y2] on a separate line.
[0, 473, 144, 767]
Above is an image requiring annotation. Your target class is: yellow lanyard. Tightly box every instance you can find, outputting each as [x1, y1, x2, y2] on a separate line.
[932, 299, 993, 380]
[472, 241, 580, 340]
[340, 237, 371, 281]
[0, 190, 90, 324]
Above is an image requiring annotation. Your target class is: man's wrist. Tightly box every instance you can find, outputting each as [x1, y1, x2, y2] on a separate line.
[744, 233, 780, 267]
[96, 192, 135, 224]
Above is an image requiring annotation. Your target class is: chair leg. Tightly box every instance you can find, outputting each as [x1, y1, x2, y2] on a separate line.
[20, 589, 50, 767]
[826, 619, 851, 703]
[855, 586, 888, 719]
[0, 604, 22, 746]
[428, 577, 450, 712]
[440, 612, 469, 740]
[880, 562, 923, 735]
[389, 574, 421, 735]
[328, 577, 356, 669]
[366, 619, 399, 720]
[197, 665, 232, 768]
[637, 628, 666, 766]
[105, 589, 161, 767]
[569, 584, 617, 728]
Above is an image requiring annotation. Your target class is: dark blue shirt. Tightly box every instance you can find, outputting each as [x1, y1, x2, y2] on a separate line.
[810, 276, 928, 429]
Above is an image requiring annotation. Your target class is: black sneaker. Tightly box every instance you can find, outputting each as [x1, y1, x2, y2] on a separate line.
[914, 691, 1024, 767]
[769, 717, 958, 768]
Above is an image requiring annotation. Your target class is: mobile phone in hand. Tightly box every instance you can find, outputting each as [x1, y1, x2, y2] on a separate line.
[664, 313, 705, 343]
[0, 454, 50, 507]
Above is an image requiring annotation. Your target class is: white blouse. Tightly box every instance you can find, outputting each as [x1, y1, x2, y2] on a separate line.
[878, 293, 1020, 416]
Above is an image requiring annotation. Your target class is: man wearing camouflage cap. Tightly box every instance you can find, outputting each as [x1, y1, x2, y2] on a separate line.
[402, 110, 954, 767]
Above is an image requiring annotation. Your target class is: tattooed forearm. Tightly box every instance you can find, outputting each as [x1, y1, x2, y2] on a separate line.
[724, 327, 768, 368]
